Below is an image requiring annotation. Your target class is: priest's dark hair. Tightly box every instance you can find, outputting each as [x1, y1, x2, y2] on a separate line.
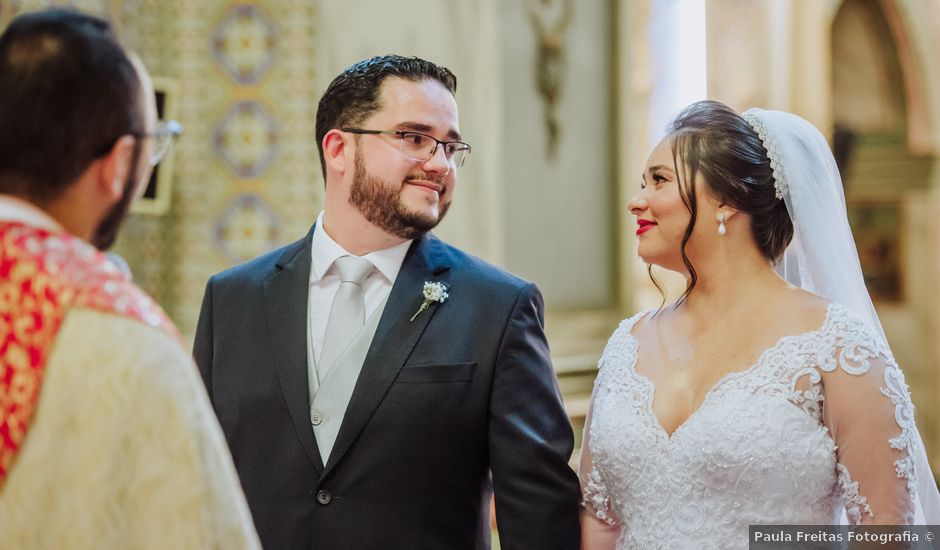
[0, 8, 145, 204]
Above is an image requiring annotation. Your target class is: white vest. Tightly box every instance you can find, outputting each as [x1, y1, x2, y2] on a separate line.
[308, 296, 388, 464]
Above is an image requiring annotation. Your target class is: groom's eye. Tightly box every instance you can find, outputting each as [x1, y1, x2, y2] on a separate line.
[401, 132, 428, 146]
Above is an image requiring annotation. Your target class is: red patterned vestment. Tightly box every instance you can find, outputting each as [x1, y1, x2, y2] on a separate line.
[0, 221, 177, 484]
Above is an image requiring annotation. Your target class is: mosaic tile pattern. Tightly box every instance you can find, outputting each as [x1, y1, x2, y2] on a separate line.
[212, 4, 277, 84]
[0, 1, 319, 339]
[214, 193, 280, 264]
[213, 100, 279, 178]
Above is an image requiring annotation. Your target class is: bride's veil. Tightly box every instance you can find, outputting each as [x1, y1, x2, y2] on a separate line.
[742, 107, 940, 523]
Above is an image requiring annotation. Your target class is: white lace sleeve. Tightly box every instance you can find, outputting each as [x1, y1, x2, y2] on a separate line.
[837, 464, 873, 524]
[581, 467, 618, 526]
[818, 306, 918, 524]
[579, 322, 638, 529]
[580, 386, 620, 527]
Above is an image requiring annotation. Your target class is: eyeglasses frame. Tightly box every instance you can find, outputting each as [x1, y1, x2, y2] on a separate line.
[138, 119, 183, 167]
[95, 119, 183, 167]
[340, 127, 471, 168]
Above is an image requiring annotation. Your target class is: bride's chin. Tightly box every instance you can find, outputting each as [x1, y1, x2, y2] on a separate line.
[636, 248, 665, 267]
[639, 255, 684, 274]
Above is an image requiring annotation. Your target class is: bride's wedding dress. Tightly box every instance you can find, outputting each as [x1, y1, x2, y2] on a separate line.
[580, 302, 921, 549]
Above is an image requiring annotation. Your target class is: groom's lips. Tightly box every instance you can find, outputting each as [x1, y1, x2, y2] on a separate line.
[636, 219, 656, 235]
[405, 179, 443, 195]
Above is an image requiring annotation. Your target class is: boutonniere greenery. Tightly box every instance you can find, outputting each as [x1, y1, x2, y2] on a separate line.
[410, 281, 449, 322]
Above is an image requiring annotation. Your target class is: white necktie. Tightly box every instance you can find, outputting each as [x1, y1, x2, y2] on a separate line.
[318, 255, 373, 381]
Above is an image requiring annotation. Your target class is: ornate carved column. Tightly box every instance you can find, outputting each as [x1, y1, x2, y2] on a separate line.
[706, 0, 773, 111]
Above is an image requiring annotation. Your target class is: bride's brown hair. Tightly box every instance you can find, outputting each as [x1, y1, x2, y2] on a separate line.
[656, 100, 794, 306]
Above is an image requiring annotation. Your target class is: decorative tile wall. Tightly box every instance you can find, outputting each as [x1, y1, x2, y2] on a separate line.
[3, 0, 321, 340]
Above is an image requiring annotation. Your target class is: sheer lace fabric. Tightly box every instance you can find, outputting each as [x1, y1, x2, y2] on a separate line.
[580, 303, 918, 549]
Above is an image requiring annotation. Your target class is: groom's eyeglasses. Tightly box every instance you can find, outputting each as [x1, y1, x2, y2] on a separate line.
[341, 128, 472, 168]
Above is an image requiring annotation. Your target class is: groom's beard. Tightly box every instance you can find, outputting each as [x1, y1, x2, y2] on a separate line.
[349, 149, 450, 240]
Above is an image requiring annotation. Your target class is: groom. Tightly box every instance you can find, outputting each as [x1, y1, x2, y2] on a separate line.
[194, 55, 580, 549]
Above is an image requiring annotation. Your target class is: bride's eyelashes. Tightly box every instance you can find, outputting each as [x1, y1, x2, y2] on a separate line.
[640, 171, 671, 190]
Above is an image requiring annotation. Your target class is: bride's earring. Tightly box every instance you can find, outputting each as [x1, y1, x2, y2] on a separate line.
[717, 212, 726, 236]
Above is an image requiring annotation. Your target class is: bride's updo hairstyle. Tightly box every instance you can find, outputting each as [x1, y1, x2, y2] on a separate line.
[665, 100, 794, 303]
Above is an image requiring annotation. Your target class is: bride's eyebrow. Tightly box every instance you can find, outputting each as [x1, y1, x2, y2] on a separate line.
[646, 165, 675, 175]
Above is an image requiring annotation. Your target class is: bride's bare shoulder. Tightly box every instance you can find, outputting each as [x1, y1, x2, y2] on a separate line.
[787, 286, 830, 310]
[771, 286, 831, 332]
[627, 306, 674, 342]
[618, 308, 654, 339]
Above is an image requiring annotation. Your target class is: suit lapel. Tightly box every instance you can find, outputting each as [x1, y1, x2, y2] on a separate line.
[262, 225, 324, 472]
[322, 233, 452, 477]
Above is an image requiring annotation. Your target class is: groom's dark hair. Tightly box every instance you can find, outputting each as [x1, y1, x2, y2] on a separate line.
[315, 54, 457, 179]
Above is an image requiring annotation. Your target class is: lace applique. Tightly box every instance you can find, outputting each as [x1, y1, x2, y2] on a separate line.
[581, 468, 618, 526]
[838, 464, 874, 524]
[824, 313, 918, 498]
[788, 374, 824, 419]
[584, 303, 918, 547]
[882, 364, 918, 495]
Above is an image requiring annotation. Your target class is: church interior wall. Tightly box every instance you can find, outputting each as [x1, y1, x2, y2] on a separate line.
[4, 0, 940, 472]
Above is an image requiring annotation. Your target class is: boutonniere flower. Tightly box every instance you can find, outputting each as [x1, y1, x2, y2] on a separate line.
[410, 281, 449, 322]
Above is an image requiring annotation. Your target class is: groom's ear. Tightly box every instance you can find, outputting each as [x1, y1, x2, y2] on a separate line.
[322, 129, 349, 178]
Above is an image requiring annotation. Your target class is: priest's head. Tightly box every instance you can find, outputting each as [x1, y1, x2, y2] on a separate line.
[0, 8, 178, 249]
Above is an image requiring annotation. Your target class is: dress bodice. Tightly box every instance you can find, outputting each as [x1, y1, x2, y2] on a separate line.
[581, 303, 919, 549]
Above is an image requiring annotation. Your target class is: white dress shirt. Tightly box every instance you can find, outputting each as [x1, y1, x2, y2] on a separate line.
[307, 211, 412, 369]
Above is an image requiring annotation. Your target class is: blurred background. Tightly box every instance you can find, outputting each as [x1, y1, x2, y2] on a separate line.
[3, 0, 939, 482]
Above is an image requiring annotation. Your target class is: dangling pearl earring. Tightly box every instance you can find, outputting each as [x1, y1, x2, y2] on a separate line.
[717, 212, 726, 236]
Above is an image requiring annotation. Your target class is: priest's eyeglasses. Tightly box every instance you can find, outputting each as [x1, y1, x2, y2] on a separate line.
[95, 120, 183, 167]
[341, 128, 471, 168]
[140, 119, 183, 166]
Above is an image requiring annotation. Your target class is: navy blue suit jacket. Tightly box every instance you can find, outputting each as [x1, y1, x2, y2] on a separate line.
[194, 226, 580, 549]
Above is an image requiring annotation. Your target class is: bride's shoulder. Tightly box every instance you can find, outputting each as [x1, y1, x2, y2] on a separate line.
[781, 287, 830, 319]
[786, 289, 879, 341]
[768, 289, 884, 347]
[766, 287, 831, 335]
[616, 309, 654, 336]
[819, 302, 887, 350]
[771, 289, 879, 344]
[789, 297, 893, 375]
[598, 309, 651, 356]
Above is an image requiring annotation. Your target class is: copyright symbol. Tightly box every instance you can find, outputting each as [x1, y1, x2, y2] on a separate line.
[926, 531, 934, 542]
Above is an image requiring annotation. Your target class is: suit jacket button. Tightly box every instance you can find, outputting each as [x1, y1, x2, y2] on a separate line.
[316, 490, 332, 505]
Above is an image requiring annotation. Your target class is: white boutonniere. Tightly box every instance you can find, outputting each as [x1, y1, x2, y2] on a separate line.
[410, 281, 449, 322]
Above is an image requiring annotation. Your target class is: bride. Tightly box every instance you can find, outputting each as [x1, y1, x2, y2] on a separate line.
[579, 100, 940, 548]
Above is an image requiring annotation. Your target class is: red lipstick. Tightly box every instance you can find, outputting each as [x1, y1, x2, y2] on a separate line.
[636, 219, 656, 235]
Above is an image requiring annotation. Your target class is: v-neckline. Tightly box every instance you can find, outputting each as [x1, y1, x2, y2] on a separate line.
[625, 302, 835, 441]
